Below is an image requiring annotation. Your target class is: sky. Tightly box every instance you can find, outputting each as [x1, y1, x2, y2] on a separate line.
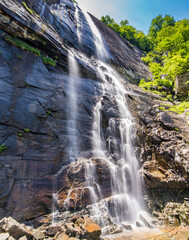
[77, 0, 189, 34]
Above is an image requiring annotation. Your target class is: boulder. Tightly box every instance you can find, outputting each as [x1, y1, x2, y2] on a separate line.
[32, 230, 45, 240]
[18, 237, 27, 240]
[82, 217, 101, 240]
[45, 226, 63, 237]
[0, 218, 32, 239]
[175, 72, 189, 98]
[0, 233, 9, 240]
[56, 233, 69, 240]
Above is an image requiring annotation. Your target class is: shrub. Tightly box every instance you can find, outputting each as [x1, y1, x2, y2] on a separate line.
[169, 101, 189, 114]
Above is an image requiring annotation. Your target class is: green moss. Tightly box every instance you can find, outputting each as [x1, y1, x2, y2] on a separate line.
[5, 36, 56, 67]
[46, 110, 52, 115]
[41, 56, 56, 67]
[17, 55, 22, 59]
[166, 94, 173, 102]
[158, 106, 165, 111]
[24, 128, 30, 133]
[22, 2, 39, 18]
[0, 144, 7, 153]
[17, 132, 23, 137]
[5, 35, 41, 56]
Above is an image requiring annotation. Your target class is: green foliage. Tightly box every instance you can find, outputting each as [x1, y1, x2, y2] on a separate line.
[41, 56, 56, 67]
[17, 132, 23, 137]
[5, 35, 56, 67]
[148, 14, 175, 40]
[0, 144, 7, 153]
[24, 128, 30, 133]
[5, 35, 41, 56]
[101, 15, 115, 25]
[46, 110, 52, 115]
[101, 15, 152, 52]
[169, 101, 189, 114]
[140, 17, 189, 100]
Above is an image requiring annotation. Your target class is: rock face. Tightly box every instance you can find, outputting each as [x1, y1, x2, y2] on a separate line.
[126, 86, 189, 225]
[175, 72, 189, 98]
[0, 0, 189, 234]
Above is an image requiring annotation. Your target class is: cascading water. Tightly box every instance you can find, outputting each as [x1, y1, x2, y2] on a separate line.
[96, 63, 146, 227]
[82, 11, 109, 61]
[74, 4, 82, 43]
[67, 52, 80, 161]
[80, 11, 148, 228]
[50, 1, 149, 230]
[51, 51, 80, 225]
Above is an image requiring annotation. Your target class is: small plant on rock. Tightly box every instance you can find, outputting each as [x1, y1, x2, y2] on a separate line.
[0, 144, 7, 153]
[24, 128, 30, 133]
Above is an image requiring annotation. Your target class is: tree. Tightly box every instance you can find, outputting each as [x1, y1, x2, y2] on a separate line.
[101, 15, 115, 25]
[148, 14, 175, 40]
[120, 20, 129, 26]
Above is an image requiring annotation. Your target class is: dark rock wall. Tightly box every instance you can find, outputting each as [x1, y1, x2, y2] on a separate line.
[0, 0, 189, 226]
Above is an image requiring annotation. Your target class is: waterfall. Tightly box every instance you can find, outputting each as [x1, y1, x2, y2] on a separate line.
[67, 52, 80, 161]
[82, 11, 109, 61]
[96, 63, 146, 226]
[51, 52, 80, 225]
[50, 2, 149, 230]
[82, 14, 148, 228]
[74, 4, 82, 43]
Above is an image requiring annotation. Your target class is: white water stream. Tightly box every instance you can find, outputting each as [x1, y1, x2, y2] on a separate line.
[82, 11, 109, 61]
[51, 4, 149, 230]
[67, 52, 80, 161]
[79, 12, 147, 228]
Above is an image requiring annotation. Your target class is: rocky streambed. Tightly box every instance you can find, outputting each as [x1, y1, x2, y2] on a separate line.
[1, 216, 189, 240]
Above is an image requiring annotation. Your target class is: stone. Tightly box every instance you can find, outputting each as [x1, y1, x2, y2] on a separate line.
[56, 233, 69, 240]
[8, 237, 15, 240]
[175, 72, 189, 98]
[45, 226, 62, 237]
[18, 237, 27, 240]
[0, 218, 32, 239]
[83, 217, 101, 240]
[121, 222, 132, 230]
[0, 233, 9, 240]
[32, 230, 45, 240]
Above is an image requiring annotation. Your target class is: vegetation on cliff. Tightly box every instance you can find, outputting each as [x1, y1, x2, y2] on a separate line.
[101, 15, 153, 52]
[101, 14, 189, 113]
[5, 35, 56, 67]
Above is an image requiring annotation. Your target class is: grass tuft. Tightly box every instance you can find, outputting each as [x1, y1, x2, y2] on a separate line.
[5, 35, 56, 67]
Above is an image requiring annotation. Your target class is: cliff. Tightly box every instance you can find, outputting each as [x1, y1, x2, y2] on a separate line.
[0, 0, 189, 239]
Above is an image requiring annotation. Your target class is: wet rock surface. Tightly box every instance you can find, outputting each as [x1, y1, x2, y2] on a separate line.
[126, 85, 189, 226]
[0, 0, 189, 236]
